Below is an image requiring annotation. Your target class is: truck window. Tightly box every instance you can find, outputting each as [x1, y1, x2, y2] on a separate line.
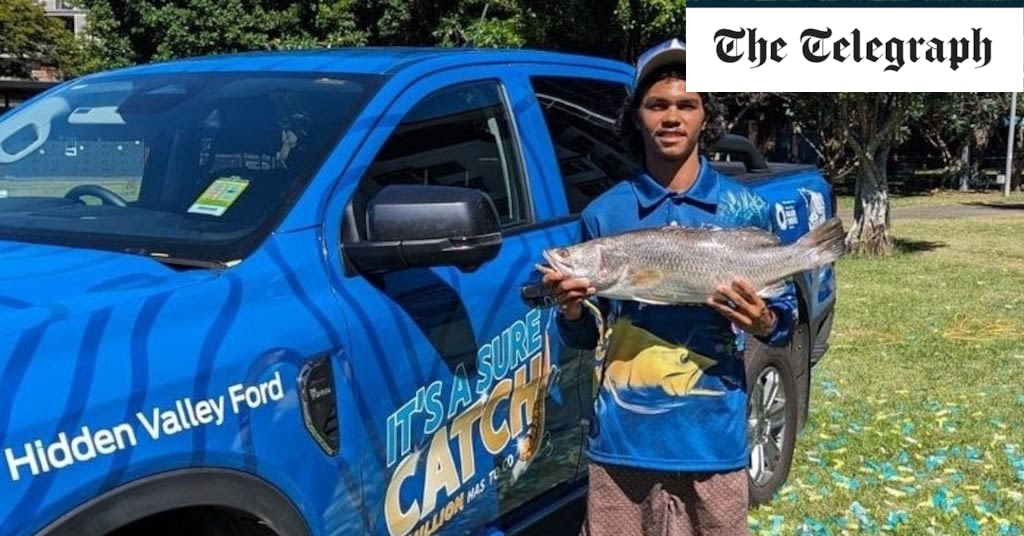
[529, 76, 640, 215]
[357, 80, 529, 230]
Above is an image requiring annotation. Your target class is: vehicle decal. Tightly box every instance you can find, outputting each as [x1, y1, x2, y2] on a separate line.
[478, 235, 535, 336]
[721, 189, 769, 221]
[799, 188, 827, 229]
[100, 291, 172, 490]
[190, 274, 243, 465]
[4, 370, 286, 483]
[383, 299, 428, 387]
[329, 282, 400, 470]
[6, 309, 111, 522]
[383, 308, 558, 536]
[774, 200, 799, 231]
[0, 321, 58, 461]
[0, 296, 31, 309]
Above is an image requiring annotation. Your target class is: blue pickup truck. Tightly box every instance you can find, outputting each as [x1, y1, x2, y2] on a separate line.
[0, 48, 837, 536]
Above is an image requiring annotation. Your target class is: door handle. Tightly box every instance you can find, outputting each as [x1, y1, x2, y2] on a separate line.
[520, 281, 557, 309]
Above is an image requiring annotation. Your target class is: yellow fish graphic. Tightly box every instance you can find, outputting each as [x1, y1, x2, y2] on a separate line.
[602, 318, 720, 397]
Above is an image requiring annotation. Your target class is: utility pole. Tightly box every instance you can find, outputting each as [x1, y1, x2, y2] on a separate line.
[1006, 92, 1018, 197]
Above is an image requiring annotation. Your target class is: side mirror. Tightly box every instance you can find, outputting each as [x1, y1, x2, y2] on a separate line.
[344, 184, 503, 274]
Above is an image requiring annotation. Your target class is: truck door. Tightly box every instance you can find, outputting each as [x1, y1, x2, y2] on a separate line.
[516, 71, 640, 482]
[324, 70, 586, 536]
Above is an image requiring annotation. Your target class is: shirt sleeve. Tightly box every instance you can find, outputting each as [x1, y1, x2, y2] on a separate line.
[757, 284, 797, 347]
[752, 194, 799, 348]
[554, 212, 606, 350]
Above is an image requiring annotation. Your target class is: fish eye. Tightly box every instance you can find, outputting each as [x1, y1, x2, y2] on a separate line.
[556, 248, 569, 258]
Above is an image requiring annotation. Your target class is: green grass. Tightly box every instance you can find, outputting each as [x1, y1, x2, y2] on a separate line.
[0, 179, 140, 202]
[837, 191, 1024, 211]
[748, 215, 1024, 535]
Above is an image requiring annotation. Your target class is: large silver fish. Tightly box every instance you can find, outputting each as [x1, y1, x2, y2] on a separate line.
[538, 217, 845, 305]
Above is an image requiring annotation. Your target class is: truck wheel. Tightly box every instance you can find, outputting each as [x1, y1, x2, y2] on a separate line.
[108, 508, 275, 536]
[745, 342, 798, 506]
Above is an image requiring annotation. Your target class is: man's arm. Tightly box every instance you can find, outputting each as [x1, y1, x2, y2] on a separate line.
[756, 282, 798, 347]
[707, 189, 800, 347]
[548, 213, 605, 350]
[752, 192, 798, 347]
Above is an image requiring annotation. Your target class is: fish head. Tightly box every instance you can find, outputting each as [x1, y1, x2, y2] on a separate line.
[542, 242, 612, 286]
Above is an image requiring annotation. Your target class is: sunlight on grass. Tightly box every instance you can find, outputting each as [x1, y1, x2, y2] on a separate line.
[749, 215, 1024, 535]
[837, 191, 1024, 211]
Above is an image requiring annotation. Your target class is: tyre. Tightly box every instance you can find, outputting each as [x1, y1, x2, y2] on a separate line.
[107, 508, 275, 536]
[745, 340, 799, 507]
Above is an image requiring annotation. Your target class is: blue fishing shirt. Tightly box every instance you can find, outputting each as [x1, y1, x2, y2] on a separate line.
[557, 156, 797, 473]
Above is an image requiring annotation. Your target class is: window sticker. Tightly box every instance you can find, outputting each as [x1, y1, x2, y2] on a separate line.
[187, 176, 249, 216]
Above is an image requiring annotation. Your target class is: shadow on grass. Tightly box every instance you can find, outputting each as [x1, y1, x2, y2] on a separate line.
[894, 238, 947, 254]
[960, 202, 1024, 211]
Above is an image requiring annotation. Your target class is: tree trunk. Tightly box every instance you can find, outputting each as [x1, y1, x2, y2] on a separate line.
[847, 146, 893, 256]
[958, 141, 971, 192]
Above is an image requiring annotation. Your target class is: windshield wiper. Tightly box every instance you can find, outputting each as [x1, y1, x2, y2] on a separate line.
[148, 255, 233, 270]
[122, 248, 235, 271]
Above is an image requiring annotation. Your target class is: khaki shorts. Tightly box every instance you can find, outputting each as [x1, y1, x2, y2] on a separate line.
[579, 462, 750, 536]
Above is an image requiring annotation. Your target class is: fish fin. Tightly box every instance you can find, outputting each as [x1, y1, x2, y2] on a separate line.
[794, 216, 846, 267]
[627, 268, 664, 288]
[756, 280, 788, 299]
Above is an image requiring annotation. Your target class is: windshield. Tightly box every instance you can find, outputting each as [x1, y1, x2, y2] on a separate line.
[0, 71, 380, 262]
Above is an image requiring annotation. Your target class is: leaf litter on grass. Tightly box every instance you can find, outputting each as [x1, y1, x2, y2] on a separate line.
[749, 216, 1024, 535]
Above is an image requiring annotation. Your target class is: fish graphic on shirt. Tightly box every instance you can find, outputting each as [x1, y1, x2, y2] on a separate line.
[602, 317, 721, 402]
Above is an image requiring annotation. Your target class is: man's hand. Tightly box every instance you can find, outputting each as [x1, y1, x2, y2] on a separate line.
[537, 265, 595, 321]
[706, 277, 777, 338]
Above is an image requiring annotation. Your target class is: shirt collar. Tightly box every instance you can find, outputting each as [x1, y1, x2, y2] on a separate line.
[632, 156, 721, 210]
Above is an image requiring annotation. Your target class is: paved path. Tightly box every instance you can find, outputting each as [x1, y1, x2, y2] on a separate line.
[838, 201, 1024, 224]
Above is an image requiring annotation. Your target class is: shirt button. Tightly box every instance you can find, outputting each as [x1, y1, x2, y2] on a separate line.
[670, 220, 679, 226]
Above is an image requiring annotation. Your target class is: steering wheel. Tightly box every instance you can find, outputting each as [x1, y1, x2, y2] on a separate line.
[64, 184, 128, 208]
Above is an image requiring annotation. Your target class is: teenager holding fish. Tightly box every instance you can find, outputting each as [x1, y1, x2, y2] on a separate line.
[539, 38, 816, 536]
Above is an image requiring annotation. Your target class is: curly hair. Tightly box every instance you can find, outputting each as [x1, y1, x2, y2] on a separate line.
[619, 65, 726, 164]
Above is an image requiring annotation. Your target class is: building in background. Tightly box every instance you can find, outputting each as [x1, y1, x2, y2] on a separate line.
[38, 0, 88, 37]
[0, 1, 85, 111]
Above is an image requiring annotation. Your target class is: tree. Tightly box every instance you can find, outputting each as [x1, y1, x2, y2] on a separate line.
[918, 93, 1009, 191]
[432, 0, 531, 48]
[779, 94, 924, 256]
[614, 0, 685, 61]
[76, 0, 686, 72]
[0, 0, 84, 79]
[77, 0, 367, 69]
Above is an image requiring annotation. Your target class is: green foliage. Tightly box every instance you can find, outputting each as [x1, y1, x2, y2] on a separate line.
[0, 0, 84, 78]
[614, 0, 685, 59]
[76, 0, 367, 69]
[72, 0, 687, 72]
[918, 93, 1011, 174]
[432, 0, 530, 48]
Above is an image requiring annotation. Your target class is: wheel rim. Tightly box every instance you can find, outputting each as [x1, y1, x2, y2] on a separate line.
[748, 365, 788, 487]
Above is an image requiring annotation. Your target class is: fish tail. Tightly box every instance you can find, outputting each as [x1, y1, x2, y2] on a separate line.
[794, 216, 846, 268]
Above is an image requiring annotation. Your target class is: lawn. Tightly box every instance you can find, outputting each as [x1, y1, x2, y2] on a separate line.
[837, 191, 1024, 211]
[748, 214, 1024, 535]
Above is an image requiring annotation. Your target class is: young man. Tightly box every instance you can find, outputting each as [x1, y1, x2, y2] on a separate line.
[541, 38, 797, 536]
